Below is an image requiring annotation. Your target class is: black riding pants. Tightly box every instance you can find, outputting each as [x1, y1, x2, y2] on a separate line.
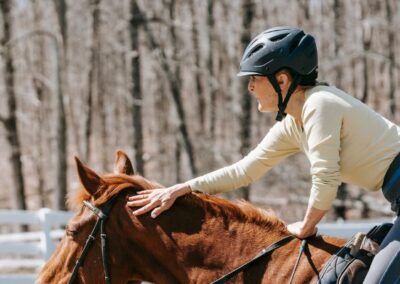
[364, 154, 400, 284]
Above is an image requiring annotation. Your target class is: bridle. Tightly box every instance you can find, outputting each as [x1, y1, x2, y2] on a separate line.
[68, 197, 117, 284]
[67, 196, 308, 284]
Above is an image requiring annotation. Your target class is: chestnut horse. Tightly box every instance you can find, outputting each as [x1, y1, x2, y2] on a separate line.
[37, 151, 346, 284]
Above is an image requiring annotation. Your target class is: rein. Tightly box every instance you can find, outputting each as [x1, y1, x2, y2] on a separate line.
[211, 235, 308, 284]
[68, 197, 117, 284]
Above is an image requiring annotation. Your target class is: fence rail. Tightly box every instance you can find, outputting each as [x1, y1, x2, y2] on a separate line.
[0, 208, 73, 284]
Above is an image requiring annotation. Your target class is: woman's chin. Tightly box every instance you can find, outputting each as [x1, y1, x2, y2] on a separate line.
[257, 104, 273, 113]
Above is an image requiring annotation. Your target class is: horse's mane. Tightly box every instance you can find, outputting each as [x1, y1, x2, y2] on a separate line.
[68, 174, 288, 233]
[186, 193, 288, 233]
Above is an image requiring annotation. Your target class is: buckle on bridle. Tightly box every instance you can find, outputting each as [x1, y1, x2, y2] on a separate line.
[83, 200, 108, 219]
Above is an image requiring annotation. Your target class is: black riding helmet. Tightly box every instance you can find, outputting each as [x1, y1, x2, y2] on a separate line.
[238, 26, 318, 121]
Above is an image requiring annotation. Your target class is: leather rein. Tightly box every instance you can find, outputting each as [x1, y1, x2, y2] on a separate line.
[68, 197, 306, 284]
[211, 236, 308, 284]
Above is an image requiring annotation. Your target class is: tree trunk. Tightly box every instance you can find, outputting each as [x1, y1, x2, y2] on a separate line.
[85, 0, 101, 163]
[385, 0, 396, 118]
[332, 0, 347, 220]
[176, 140, 182, 183]
[190, 0, 206, 133]
[54, 44, 67, 210]
[361, 3, 371, 104]
[32, 0, 48, 207]
[169, 0, 187, 180]
[0, 0, 27, 210]
[237, 0, 254, 201]
[129, 0, 145, 175]
[53, 0, 67, 49]
[53, 0, 68, 210]
[134, 0, 198, 176]
[333, 0, 344, 87]
[207, 0, 217, 139]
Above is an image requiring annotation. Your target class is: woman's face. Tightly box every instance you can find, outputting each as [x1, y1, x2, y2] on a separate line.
[247, 75, 278, 112]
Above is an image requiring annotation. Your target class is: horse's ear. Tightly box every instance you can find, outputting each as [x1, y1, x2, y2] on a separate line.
[114, 150, 135, 175]
[74, 157, 105, 196]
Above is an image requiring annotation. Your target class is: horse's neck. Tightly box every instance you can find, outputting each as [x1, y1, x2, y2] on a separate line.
[156, 207, 293, 283]
[130, 194, 347, 283]
[150, 205, 346, 283]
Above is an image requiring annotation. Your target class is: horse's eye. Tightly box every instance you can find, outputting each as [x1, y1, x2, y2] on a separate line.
[65, 225, 78, 237]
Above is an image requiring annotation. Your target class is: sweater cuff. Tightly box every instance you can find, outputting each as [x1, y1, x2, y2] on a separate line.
[185, 178, 210, 194]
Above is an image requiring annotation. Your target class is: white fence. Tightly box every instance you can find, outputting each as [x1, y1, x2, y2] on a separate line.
[318, 218, 395, 238]
[0, 208, 394, 284]
[0, 209, 73, 284]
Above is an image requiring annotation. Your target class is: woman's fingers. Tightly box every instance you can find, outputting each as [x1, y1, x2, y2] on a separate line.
[132, 200, 160, 216]
[128, 194, 148, 201]
[137, 189, 156, 195]
[127, 185, 188, 218]
[127, 198, 150, 207]
[151, 201, 173, 218]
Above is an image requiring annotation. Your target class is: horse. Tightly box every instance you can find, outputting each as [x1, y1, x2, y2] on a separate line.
[37, 150, 346, 283]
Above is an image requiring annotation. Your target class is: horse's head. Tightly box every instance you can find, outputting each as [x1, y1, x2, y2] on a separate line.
[37, 150, 167, 283]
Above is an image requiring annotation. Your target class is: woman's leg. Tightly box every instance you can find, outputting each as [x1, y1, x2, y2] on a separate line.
[364, 217, 400, 284]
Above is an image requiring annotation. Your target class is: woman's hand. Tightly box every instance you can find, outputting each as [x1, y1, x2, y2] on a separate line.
[287, 221, 318, 239]
[287, 205, 326, 239]
[127, 183, 192, 218]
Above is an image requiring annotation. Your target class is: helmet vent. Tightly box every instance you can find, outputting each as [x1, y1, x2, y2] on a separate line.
[288, 32, 304, 54]
[248, 44, 264, 58]
[269, 33, 289, 42]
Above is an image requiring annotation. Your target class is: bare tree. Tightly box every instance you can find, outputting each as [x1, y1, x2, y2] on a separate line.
[169, 0, 185, 179]
[0, 0, 27, 210]
[190, 0, 206, 133]
[332, 0, 348, 220]
[129, 0, 145, 174]
[54, 0, 67, 49]
[385, 0, 396, 118]
[52, 0, 68, 210]
[361, 1, 371, 104]
[134, 0, 198, 176]
[207, 0, 217, 138]
[84, 0, 102, 163]
[32, 0, 49, 207]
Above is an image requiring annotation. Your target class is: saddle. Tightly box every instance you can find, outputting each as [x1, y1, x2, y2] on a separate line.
[317, 222, 393, 284]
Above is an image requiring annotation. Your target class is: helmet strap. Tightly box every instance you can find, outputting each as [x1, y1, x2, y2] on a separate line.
[267, 74, 301, 121]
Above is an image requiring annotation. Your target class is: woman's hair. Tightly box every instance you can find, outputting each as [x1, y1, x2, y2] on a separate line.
[286, 68, 329, 87]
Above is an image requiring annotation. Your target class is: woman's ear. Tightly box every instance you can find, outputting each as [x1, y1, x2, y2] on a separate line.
[276, 71, 292, 95]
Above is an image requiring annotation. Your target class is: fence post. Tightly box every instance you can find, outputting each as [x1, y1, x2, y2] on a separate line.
[38, 208, 53, 260]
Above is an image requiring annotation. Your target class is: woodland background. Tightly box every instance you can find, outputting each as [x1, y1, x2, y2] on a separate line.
[0, 0, 399, 222]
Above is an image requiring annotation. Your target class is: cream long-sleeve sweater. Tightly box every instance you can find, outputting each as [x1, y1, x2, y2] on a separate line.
[187, 85, 400, 210]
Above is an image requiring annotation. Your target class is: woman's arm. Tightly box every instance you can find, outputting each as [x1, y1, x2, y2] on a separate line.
[128, 120, 300, 217]
[288, 92, 344, 238]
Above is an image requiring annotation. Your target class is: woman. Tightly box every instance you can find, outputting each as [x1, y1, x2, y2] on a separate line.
[128, 26, 400, 283]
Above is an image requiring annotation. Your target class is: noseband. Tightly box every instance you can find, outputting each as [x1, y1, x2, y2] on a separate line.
[68, 197, 117, 284]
